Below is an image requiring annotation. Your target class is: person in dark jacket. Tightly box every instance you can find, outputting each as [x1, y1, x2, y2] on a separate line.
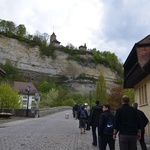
[78, 105, 88, 134]
[72, 103, 76, 118]
[89, 100, 102, 146]
[73, 103, 78, 119]
[99, 104, 115, 150]
[113, 95, 141, 150]
[132, 102, 149, 150]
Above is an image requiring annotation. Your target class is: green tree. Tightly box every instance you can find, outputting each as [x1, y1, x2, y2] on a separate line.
[15, 24, 26, 38]
[39, 88, 59, 108]
[62, 98, 74, 106]
[70, 93, 84, 104]
[0, 20, 16, 36]
[96, 74, 108, 105]
[91, 49, 123, 77]
[123, 88, 134, 105]
[0, 83, 21, 109]
[2, 59, 21, 81]
[0, 19, 7, 32]
[39, 81, 51, 93]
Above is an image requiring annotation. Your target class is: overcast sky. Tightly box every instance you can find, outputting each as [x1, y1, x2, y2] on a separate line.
[0, 0, 150, 63]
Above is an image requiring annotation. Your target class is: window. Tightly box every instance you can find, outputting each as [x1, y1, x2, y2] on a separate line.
[139, 84, 147, 105]
[23, 95, 28, 99]
[32, 96, 35, 99]
[23, 100, 27, 105]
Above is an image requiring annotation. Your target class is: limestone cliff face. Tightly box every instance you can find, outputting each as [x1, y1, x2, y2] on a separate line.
[0, 35, 118, 94]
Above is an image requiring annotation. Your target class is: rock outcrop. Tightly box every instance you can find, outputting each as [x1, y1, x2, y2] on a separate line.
[0, 35, 118, 94]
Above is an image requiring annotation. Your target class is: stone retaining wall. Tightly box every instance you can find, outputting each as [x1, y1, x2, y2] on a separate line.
[37, 106, 72, 117]
[0, 106, 72, 118]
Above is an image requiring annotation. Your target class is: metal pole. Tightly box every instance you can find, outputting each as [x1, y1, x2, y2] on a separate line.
[26, 86, 30, 117]
[26, 90, 29, 117]
[89, 91, 91, 108]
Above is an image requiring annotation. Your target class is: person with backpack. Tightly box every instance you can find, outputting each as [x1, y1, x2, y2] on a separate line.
[98, 104, 115, 150]
[78, 105, 88, 134]
[89, 100, 102, 146]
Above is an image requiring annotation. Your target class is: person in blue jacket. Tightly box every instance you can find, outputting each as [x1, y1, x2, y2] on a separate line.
[78, 105, 88, 134]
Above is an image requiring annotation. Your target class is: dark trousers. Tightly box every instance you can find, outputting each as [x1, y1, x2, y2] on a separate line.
[136, 133, 147, 150]
[99, 134, 115, 150]
[92, 125, 98, 145]
[86, 116, 90, 130]
[119, 134, 137, 150]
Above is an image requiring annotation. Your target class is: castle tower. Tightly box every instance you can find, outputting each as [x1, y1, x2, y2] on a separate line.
[50, 32, 61, 46]
[50, 32, 56, 44]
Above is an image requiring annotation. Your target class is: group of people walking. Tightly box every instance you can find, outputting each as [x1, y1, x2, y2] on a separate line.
[72, 95, 149, 150]
[73, 103, 90, 133]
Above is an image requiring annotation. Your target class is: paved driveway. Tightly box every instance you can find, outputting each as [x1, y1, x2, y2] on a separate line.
[0, 110, 148, 150]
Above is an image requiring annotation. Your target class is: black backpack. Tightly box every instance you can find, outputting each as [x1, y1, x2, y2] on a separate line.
[103, 116, 114, 134]
[80, 110, 87, 119]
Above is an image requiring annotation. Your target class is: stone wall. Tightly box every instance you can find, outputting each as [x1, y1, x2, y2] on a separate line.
[0, 106, 71, 118]
[37, 106, 71, 117]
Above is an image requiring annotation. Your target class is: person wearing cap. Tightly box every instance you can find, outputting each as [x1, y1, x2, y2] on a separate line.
[89, 100, 102, 146]
[132, 102, 149, 150]
[99, 104, 115, 150]
[113, 95, 141, 150]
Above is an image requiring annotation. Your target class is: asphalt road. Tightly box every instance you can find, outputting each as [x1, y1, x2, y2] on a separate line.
[0, 110, 149, 150]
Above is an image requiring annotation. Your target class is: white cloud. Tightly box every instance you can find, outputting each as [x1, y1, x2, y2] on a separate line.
[0, 0, 150, 62]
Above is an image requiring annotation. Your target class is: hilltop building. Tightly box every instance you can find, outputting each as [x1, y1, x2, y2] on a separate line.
[79, 43, 87, 51]
[50, 32, 61, 47]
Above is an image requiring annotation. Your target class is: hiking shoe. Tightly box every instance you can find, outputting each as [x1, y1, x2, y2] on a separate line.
[92, 143, 97, 146]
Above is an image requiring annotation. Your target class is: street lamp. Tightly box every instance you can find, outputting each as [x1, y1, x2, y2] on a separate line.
[35, 92, 40, 109]
[26, 86, 31, 117]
